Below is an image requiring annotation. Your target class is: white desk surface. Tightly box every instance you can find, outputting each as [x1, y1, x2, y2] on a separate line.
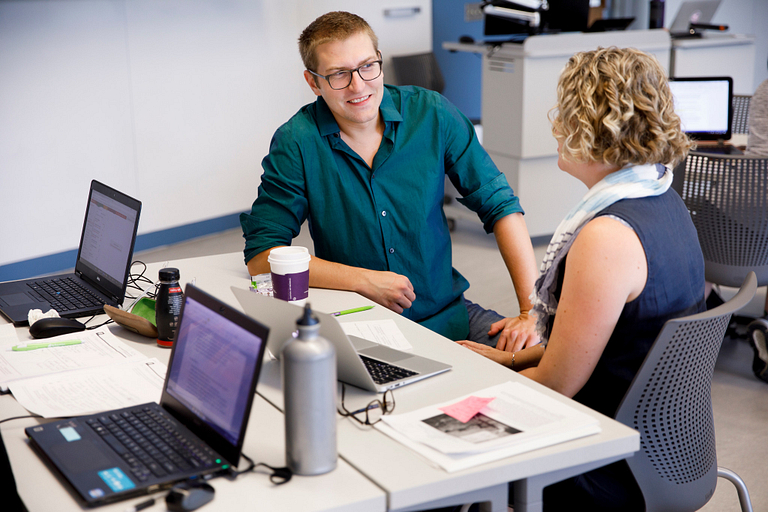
[2, 252, 639, 512]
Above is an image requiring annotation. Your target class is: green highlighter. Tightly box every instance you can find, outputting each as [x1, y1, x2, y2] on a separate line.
[12, 340, 82, 351]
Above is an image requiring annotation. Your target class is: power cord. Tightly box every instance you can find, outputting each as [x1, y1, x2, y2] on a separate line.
[0, 414, 44, 424]
[233, 453, 292, 485]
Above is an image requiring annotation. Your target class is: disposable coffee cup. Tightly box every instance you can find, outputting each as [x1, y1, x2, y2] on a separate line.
[268, 246, 311, 306]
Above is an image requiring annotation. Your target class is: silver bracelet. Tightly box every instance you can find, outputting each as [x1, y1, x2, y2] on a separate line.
[511, 351, 515, 370]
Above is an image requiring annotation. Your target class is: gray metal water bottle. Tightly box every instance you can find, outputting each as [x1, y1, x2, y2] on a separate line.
[281, 303, 337, 475]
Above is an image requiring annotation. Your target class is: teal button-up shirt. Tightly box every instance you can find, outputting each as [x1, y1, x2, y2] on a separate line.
[241, 85, 523, 340]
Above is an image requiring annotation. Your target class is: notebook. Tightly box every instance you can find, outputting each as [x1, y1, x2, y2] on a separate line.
[669, 76, 740, 153]
[231, 287, 452, 393]
[0, 180, 142, 326]
[669, 0, 721, 37]
[25, 284, 269, 507]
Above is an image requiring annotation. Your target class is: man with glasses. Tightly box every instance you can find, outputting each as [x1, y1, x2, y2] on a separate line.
[240, 11, 540, 351]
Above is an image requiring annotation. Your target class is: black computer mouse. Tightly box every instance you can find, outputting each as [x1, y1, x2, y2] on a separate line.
[166, 481, 215, 512]
[29, 317, 87, 339]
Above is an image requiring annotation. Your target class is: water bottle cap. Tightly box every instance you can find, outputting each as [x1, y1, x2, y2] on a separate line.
[159, 268, 180, 281]
[297, 303, 319, 326]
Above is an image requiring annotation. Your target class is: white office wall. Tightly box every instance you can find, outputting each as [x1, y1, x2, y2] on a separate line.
[629, 0, 768, 90]
[0, 0, 431, 268]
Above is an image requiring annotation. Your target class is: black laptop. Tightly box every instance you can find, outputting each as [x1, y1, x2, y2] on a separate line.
[25, 284, 269, 507]
[669, 76, 741, 154]
[0, 180, 142, 325]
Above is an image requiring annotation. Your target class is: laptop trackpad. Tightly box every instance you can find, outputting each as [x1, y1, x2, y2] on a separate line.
[52, 440, 114, 472]
[358, 345, 411, 363]
[1, 292, 38, 306]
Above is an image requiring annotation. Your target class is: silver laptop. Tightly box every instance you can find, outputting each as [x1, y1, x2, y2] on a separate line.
[669, 0, 721, 37]
[231, 287, 451, 392]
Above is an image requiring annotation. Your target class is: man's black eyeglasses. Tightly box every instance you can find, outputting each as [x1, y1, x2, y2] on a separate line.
[337, 382, 395, 426]
[307, 53, 383, 90]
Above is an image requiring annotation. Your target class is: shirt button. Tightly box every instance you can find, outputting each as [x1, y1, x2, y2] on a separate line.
[389, 248, 395, 254]
[381, 211, 387, 217]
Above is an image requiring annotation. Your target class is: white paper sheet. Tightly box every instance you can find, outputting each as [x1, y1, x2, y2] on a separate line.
[9, 358, 167, 418]
[340, 319, 413, 351]
[376, 381, 601, 472]
[0, 328, 147, 391]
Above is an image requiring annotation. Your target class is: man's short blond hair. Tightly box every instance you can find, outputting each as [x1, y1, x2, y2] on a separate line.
[551, 47, 694, 168]
[299, 11, 379, 73]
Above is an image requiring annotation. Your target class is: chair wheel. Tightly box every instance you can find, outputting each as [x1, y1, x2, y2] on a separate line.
[746, 318, 768, 383]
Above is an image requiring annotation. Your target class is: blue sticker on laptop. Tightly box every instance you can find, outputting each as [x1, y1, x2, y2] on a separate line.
[98, 468, 135, 492]
[58, 427, 81, 442]
[88, 488, 105, 499]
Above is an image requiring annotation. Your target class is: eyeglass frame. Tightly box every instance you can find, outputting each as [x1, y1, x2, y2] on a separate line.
[306, 52, 384, 90]
[337, 382, 395, 426]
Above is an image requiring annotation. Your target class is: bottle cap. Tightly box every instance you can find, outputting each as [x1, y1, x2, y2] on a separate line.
[297, 303, 319, 326]
[159, 268, 180, 281]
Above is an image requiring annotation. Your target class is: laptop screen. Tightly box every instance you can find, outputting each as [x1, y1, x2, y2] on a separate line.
[161, 285, 268, 464]
[75, 180, 141, 302]
[669, 77, 733, 141]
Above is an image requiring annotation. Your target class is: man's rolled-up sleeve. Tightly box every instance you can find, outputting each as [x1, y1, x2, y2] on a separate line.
[240, 129, 309, 265]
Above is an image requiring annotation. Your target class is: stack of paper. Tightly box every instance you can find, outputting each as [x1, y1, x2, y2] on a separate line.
[0, 326, 166, 418]
[376, 381, 601, 472]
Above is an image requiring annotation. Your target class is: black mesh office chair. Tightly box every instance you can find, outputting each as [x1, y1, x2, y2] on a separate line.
[673, 152, 768, 288]
[672, 151, 768, 382]
[732, 94, 752, 136]
[614, 272, 756, 512]
[390, 52, 445, 93]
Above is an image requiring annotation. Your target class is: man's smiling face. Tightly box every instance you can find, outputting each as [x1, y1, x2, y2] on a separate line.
[304, 31, 384, 132]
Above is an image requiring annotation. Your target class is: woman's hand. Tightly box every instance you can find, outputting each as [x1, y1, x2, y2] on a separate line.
[488, 311, 539, 353]
[455, 339, 515, 367]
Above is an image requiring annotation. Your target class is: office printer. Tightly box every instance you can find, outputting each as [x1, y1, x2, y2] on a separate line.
[482, 0, 590, 37]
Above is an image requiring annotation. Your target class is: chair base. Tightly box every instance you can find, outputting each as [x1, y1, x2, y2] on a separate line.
[717, 467, 754, 512]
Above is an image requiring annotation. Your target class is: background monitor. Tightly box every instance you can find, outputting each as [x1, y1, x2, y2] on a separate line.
[669, 76, 733, 141]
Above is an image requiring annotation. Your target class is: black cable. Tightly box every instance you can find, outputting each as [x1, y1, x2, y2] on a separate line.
[233, 453, 292, 485]
[0, 415, 43, 425]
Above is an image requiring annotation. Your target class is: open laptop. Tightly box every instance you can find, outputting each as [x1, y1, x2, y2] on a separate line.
[669, 0, 721, 37]
[0, 180, 142, 326]
[669, 76, 741, 154]
[231, 287, 452, 393]
[26, 284, 269, 507]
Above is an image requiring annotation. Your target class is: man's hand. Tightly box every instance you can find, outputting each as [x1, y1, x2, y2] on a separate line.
[456, 339, 514, 367]
[489, 311, 540, 353]
[358, 270, 416, 314]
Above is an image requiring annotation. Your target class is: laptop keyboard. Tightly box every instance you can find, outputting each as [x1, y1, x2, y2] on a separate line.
[27, 277, 105, 312]
[360, 354, 417, 385]
[86, 406, 217, 483]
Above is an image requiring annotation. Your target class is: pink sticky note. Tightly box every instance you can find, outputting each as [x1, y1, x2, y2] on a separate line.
[439, 396, 496, 423]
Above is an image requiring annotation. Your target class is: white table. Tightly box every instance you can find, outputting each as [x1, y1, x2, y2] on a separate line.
[2, 252, 639, 512]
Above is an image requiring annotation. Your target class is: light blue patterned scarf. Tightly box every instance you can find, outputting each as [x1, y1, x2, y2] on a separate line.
[531, 163, 672, 343]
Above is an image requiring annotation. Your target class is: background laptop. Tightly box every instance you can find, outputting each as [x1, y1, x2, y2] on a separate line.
[26, 284, 269, 506]
[0, 180, 141, 325]
[669, 76, 740, 153]
[232, 287, 451, 393]
[669, 0, 721, 37]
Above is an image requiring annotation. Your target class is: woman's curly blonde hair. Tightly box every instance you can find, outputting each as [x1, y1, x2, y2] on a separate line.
[551, 47, 694, 168]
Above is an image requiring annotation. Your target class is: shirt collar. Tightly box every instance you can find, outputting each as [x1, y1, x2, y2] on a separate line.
[314, 86, 403, 138]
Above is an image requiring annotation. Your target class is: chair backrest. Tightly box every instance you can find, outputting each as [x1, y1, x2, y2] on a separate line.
[732, 95, 751, 135]
[615, 272, 757, 512]
[391, 52, 445, 94]
[674, 151, 768, 287]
